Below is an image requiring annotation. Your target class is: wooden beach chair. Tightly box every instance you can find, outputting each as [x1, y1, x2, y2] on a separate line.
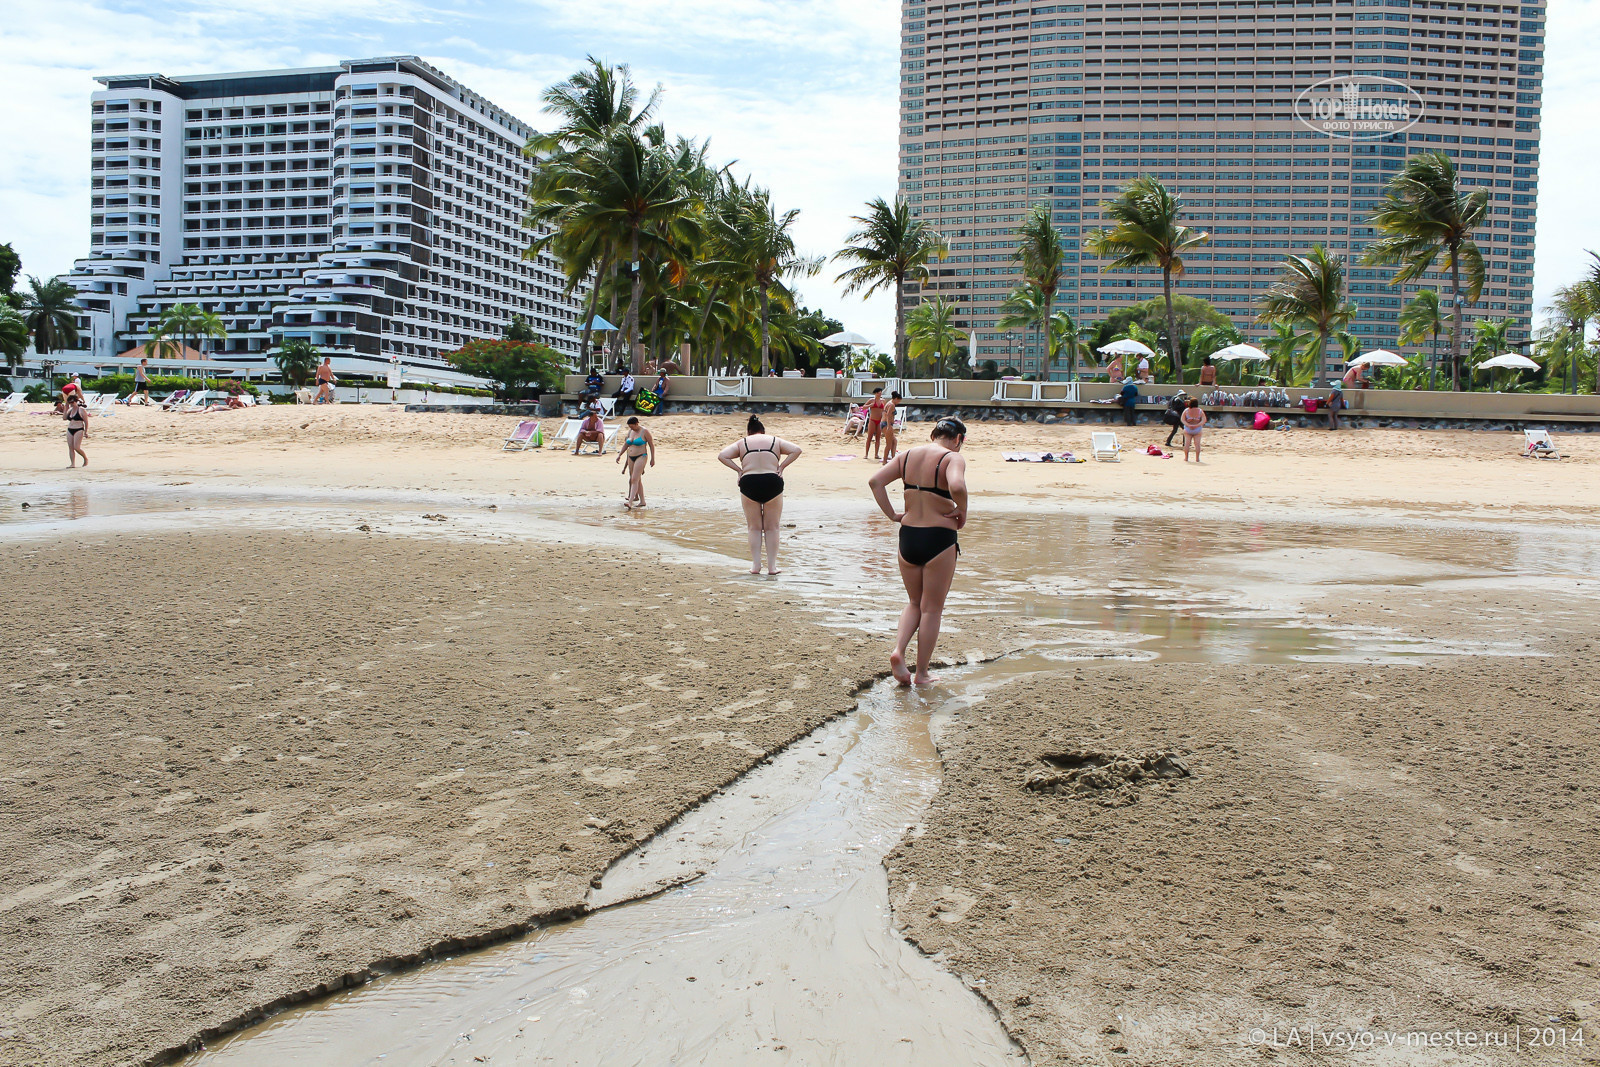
[1523, 429, 1560, 459]
[1091, 431, 1122, 462]
[502, 419, 540, 451]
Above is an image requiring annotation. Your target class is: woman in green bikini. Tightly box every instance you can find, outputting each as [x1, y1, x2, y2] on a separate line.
[616, 416, 656, 509]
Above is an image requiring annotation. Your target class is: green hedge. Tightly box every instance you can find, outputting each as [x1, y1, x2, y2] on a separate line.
[82, 374, 259, 397]
[332, 378, 493, 397]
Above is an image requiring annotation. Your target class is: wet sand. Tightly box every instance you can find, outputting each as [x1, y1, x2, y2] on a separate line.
[2, 408, 1598, 1065]
[0, 526, 1031, 1066]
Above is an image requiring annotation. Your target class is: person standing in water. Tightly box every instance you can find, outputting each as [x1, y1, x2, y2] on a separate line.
[616, 416, 656, 509]
[717, 415, 802, 575]
[867, 417, 968, 686]
[63, 390, 90, 468]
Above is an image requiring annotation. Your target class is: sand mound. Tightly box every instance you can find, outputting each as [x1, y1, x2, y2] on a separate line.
[1023, 747, 1191, 805]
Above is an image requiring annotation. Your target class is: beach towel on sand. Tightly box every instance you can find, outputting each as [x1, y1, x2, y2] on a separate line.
[635, 389, 659, 415]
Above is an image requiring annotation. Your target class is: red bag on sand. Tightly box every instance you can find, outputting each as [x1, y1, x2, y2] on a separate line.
[1253, 411, 1271, 431]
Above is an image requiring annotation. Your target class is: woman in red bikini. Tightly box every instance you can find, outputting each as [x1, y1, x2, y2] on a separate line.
[867, 417, 968, 686]
[863, 387, 888, 461]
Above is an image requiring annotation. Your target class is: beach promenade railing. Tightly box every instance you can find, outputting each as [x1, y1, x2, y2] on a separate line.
[560, 375, 1600, 424]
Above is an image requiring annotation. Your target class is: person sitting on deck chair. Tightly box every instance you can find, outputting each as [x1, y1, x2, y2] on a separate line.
[572, 409, 607, 455]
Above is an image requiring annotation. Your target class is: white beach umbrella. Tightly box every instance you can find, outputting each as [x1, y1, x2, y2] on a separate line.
[1210, 343, 1269, 362]
[1097, 338, 1156, 357]
[1347, 348, 1408, 367]
[1476, 352, 1540, 371]
[821, 330, 874, 347]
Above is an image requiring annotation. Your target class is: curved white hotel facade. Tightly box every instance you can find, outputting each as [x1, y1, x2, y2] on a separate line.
[66, 56, 584, 382]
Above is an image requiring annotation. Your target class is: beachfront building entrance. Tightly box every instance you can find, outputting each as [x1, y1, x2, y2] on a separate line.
[63, 57, 586, 385]
[897, 0, 1543, 380]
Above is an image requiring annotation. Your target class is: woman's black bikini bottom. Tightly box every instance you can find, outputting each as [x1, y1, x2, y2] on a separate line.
[738, 473, 784, 505]
[899, 524, 960, 567]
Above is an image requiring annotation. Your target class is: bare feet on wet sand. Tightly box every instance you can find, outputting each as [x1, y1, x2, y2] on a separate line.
[913, 671, 939, 686]
[890, 651, 912, 686]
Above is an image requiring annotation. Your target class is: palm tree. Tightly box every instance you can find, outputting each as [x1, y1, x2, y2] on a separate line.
[1540, 281, 1595, 394]
[995, 284, 1053, 365]
[1084, 177, 1210, 379]
[1187, 322, 1242, 384]
[273, 338, 320, 387]
[530, 56, 659, 158]
[22, 276, 80, 354]
[714, 186, 821, 374]
[1049, 311, 1092, 380]
[906, 297, 963, 376]
[834, 197, 947, 377]
[1586, 251, 1600, 395]
[1256, 245, 1357, 386]
[151, 302, 227, 359]
[1011, 204, 1066, 373]
[1469, 317, 1511, 391]
[1263, 320, 1308, 387]
[0, 306, 28, 368]
[1397, 289, 1448, 390]
[1364, 151, 1489, 391]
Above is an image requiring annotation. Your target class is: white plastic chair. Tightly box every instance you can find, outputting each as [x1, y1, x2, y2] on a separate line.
[1523, 429, 1560, 458]
[1091, 431, 1121, 462]
[0, 393, 22, 414]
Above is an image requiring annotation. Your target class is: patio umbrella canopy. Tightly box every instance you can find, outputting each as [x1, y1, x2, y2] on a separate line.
[1348, 349, 1409, 367]
[584, 315, 620, 332]
[1476, 353, 1540, 371]
[820, 330, 874, 347]
[1098, 339, 1156, 357]
[1209, 343, 1269, 362]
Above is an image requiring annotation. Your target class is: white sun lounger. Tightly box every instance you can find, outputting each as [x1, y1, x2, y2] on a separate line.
[159, 389, 190, 410]
[596, 396, 618, 418]
[0, 392, 22, 414]
[1091, 431, 1122, 462]
[1523, 429, 1560, 458]
[502, 419, 540, 451]
[892, 406, 908, 431]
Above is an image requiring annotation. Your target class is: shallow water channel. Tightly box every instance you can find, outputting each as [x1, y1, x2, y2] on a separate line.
[5, 482, 1591, 1063]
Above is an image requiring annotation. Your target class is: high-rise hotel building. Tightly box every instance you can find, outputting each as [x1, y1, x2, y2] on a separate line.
[66, 56, 584, 378]
[897, 0, 1543, 377]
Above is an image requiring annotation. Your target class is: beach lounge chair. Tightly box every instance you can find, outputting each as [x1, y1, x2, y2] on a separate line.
[549, 418, 580, 447]
[294, 387, 314, 404]
[893, 406, 908, 431]
[1, 392, 25, 414]
[1090, 431, 1121, 462]
[159, 389, 191, 410]
[502, 419, 540, 451]
[175, 390, 209, 412]
[1523, 429, 1560, 459]
[596, 396, 618, 417]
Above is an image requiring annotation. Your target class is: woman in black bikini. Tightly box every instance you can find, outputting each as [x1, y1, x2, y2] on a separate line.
[867, 417, 968, 685]
[63, 391, 90, 468]
[717, 415, 802, 575]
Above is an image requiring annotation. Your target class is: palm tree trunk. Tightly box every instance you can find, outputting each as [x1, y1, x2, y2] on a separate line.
[693, 281, 721, 349]
[893, 274, 906, 379]
[608, 262, 621, 365]
[577, 251, 611, 370]
[1429, 328, 1439, 391]
[627, 229, 644, 374]
[712, 334, 724, 375]
[649, 302, 660, 369]
[1162, 270, 1179, 383]
[1449, 259, 1463, 392]
[759, 283, 771, 375]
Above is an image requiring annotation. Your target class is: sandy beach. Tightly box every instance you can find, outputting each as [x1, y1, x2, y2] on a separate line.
[1, 403, 1597, 1065]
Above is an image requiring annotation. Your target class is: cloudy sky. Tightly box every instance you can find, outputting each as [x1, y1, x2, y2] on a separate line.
[1, 0, 1595, 343]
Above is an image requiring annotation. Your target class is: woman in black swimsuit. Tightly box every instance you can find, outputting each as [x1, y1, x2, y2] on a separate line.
[717, 415, 802, 575]
[867, 417, 968, 685]
[63, 391, 90, 468]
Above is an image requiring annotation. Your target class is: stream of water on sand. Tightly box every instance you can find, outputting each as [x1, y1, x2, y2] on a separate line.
[5, 483, 1590, 1062]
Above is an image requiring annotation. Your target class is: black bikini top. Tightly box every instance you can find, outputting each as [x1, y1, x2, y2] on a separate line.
[902, 450, 953, 500]
[742, 436, 778, 456]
